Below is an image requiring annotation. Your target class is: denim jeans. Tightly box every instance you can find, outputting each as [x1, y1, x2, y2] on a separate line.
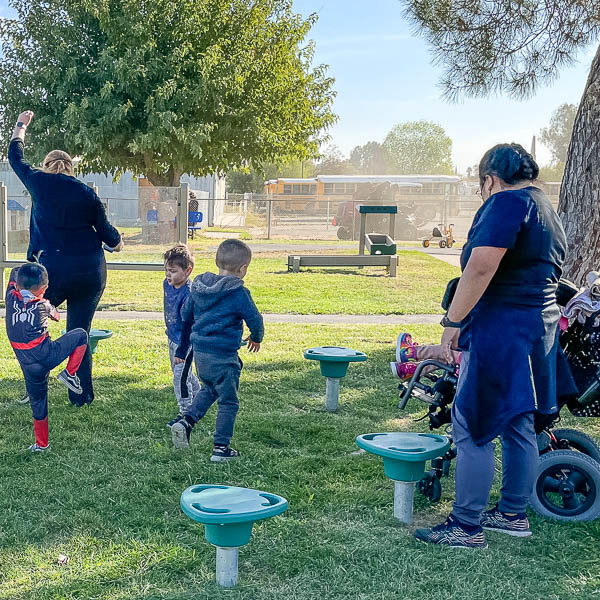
[184, 352, 242, 446]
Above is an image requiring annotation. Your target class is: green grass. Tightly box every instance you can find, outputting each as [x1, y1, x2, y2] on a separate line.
[98, 252, 458, 314]
[0, 321, 598, 599]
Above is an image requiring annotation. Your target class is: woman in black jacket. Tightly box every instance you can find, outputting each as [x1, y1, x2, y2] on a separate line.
[9, 110, 123, 407]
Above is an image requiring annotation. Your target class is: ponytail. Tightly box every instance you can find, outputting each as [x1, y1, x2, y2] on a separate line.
[479, 143, 539, 186]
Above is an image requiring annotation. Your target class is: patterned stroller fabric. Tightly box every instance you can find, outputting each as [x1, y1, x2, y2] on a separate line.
[558, 277, 600, 417]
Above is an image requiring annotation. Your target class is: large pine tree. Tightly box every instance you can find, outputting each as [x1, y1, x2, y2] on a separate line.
[402, 0, 600, 282]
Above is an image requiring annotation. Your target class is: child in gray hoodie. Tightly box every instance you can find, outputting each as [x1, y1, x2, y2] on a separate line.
[171, 239, 264, 461]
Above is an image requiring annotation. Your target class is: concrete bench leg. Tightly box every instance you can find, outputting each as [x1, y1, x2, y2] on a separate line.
[292, 256, 301, 273]
[389, 255, 397, 277]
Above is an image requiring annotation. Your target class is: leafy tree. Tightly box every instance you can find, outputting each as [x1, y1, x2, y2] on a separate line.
[349, 141, 389, 174]
[401, 0, 600, 282]
[383, 120, 453, 174]
[0, 0, 336, 186]
[314, 145, 355, 175]
[540, 103, 578, 165]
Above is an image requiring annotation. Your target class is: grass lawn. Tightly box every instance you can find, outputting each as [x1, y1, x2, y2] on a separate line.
[97, 251, 459, 314]
[0, 321, 598, 599]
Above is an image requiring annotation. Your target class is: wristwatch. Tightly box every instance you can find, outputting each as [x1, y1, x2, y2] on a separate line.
[440, 314, 462, 328]
[16, 121, 27, 129]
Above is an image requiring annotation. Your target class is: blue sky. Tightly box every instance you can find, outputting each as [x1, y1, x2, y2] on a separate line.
[0, 0, 595, 171]
[293, 0, 597, 171]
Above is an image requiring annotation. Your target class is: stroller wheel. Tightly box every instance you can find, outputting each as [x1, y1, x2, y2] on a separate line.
[551, 428, 600, 463]
[530, 450, 600, 521]
[417, 470, 442, 503]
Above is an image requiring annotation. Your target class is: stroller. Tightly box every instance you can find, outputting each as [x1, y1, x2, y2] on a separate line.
[398, 279, 600, 522]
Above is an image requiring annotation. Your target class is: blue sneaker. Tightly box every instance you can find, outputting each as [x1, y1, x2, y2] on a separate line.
[414, 514, 487, 548]
[480, 505, 532, 537]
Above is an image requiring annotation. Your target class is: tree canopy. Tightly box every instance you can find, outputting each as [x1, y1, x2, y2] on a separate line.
[540, 103, 578, 166]
[0, 0, 336, 186]
[402, 1, 600, 101]
[383, 120, 453, 174]
[349, 141, 388, 174]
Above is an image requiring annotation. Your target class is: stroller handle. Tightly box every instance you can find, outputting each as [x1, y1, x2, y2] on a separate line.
[398, 359, 457, 410]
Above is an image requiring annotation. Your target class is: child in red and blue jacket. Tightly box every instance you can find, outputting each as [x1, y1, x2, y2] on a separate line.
[5, 263, 88, 451]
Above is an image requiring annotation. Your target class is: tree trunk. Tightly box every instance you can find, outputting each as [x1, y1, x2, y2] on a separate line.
[558, 42, 600, 285]
[143, 160, 182, 187]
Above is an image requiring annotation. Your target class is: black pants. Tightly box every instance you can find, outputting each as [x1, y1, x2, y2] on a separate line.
[43, 260, 107, 406]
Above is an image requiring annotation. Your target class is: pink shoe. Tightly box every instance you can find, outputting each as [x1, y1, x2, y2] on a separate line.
[395, 332, 418, 363]
[390, 361, 417, 381]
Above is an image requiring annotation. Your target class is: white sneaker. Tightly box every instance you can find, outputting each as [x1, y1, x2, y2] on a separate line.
[28, 443, 50, 452]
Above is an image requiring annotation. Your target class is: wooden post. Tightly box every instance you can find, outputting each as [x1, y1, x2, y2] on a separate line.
[178, 182, 190, 243]
[389, 254, 397, 277]
[267, 200, 272, 239]
[0, 183, 7, 291]
[358, 211, 367, 255]
[389, 212, 396, 240]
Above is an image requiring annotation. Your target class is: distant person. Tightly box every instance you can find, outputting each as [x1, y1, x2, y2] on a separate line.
[5, 264, 88, 451]
[8, 110, 123, 407]
[170, 239, 264, 461]
[162, 244, 201, 428]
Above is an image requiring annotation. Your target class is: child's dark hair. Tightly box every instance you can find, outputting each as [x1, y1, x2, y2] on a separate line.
[216, 239, 252, 272]
[17, 263, 48, 291]
[163, 244, 195, 270]
[479, 143, 539, 186]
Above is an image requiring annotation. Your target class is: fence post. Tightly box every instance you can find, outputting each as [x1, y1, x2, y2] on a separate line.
[178, 182, 190, 243]
[267, 200, 272, 240]
[0, 182, 8, 291]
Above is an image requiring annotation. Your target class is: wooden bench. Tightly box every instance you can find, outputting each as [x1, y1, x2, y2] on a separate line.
[287, 254, 397, 277]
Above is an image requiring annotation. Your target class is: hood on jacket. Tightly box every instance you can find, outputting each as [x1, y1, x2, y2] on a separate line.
[190, 272, 244, 309]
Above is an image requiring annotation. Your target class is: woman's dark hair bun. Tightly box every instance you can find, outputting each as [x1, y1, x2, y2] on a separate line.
[479, 143, 539, 185]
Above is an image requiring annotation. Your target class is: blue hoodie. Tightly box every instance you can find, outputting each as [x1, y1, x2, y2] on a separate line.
[175, 272, 264, 358]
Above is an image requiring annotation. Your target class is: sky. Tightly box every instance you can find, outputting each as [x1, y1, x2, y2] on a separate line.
[0, 0, 595, 172]
[293, 0, 597, 171]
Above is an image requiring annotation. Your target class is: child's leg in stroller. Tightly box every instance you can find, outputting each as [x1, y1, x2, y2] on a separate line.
[451, 404, 495, 527]
[416, 344, 461, 364]
[498, 412, 537, 515]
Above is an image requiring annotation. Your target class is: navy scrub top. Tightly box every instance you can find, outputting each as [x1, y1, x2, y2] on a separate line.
[456, 186, 576, 445]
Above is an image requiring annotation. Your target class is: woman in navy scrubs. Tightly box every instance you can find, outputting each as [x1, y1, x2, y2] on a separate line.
[415, 143, 573, 548]
[8, 110, 123, 407]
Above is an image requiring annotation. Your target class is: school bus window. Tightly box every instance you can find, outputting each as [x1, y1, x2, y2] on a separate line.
[324, 183, 334, 194]
[283, 184, 292, 194]
[334, 183, 345, 194]
[292, 184, 301, 194]
[345, 183, 356, 194]
[310, 184, 316, 194]
[301, 184, 310, 194]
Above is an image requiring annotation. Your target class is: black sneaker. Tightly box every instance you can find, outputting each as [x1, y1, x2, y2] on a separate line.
[57, 369, 83, 395]
[211, 445, 240, 462]
[480, 505, 532, 537]
[171, 418, 192, 449]
[166, 414, 184, 429]
[414, 514, 487, 548]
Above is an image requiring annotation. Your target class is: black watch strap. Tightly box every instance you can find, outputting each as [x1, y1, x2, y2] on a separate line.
[440, 314, 462, 328]
[16, 121, 26, 129]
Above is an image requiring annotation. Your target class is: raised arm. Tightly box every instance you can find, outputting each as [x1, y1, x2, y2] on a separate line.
[8, 110, 36, 183]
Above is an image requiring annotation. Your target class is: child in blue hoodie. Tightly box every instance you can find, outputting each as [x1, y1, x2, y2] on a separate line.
[163, 244, 201, 428]
[171, 239, 264, 461]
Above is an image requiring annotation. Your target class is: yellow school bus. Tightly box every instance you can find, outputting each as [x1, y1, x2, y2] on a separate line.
[264, 174, 461, 217]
